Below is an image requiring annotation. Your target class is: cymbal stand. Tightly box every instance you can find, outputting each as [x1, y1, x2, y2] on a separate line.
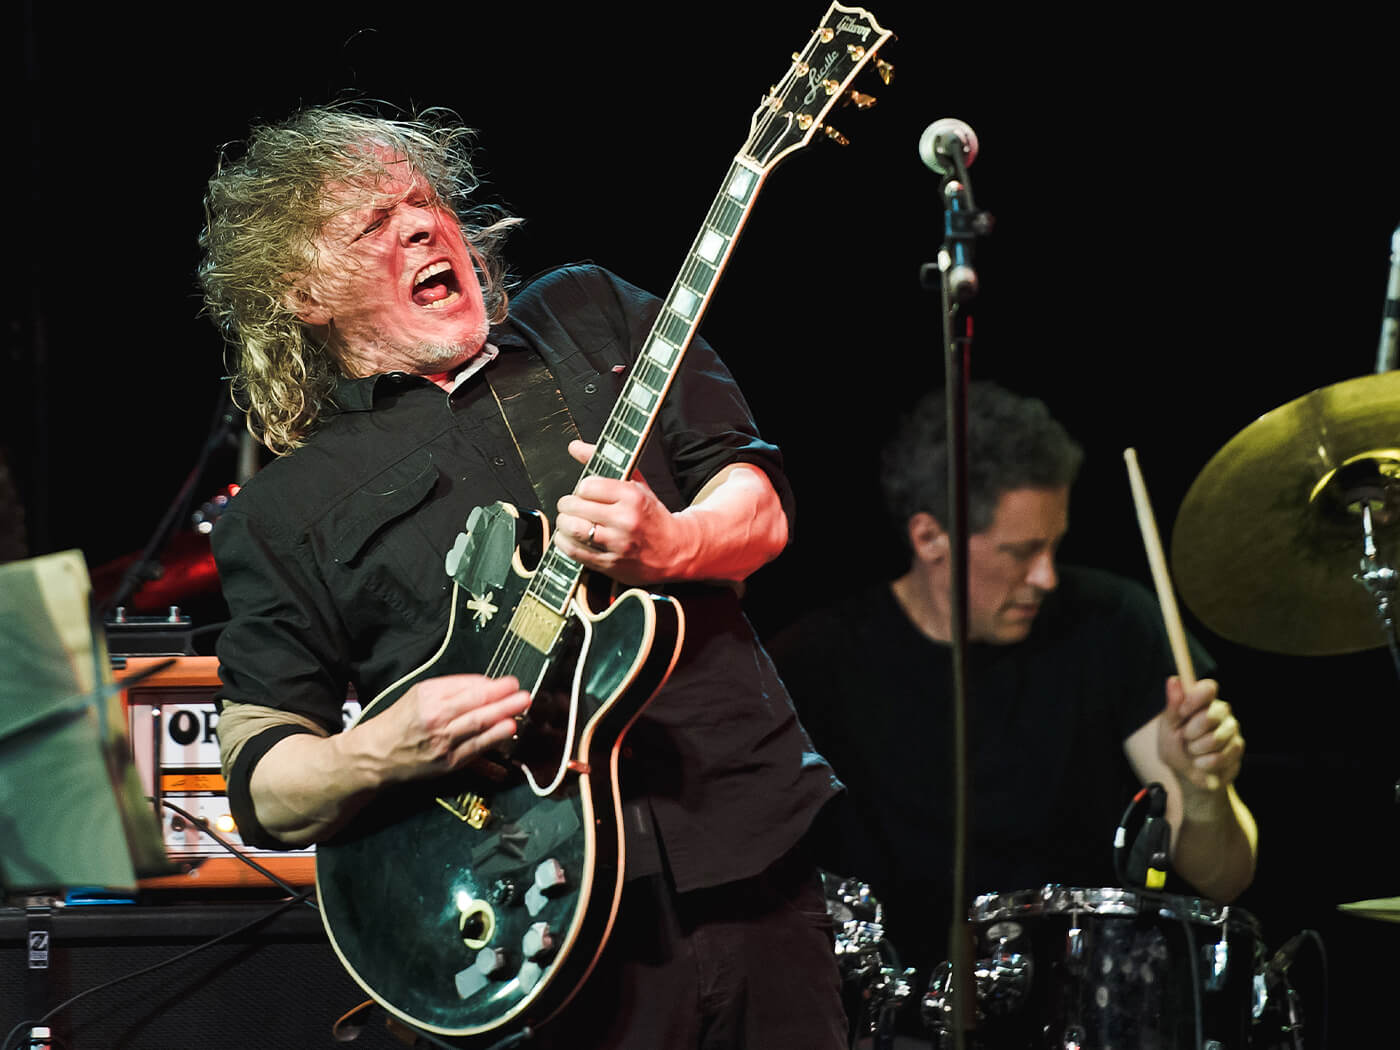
[1352, 501, 1400, 680]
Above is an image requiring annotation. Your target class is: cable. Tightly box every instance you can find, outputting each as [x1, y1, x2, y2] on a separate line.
[1, 891, 312, 1050]
[1171, 902, 1205, 1050]
[1140, 891, 1205, 1050]
[1303, 926, 1329, 1050]
[1113, 785, 1151, 885]
[157, 799, 317, 906]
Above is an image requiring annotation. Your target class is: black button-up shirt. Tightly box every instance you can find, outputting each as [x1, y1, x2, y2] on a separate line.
[213, 263, 838, 891]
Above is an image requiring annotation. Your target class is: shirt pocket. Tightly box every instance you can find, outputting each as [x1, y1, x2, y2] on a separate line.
[318, 449, 444, 629]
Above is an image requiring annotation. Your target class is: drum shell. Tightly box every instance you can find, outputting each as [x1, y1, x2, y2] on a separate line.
[959, 886, 1261, 1050]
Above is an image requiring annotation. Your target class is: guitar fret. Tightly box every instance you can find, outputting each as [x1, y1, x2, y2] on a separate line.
[668, 289, 698, 322]
[534, 568, 575, 606]
[696, 228, 726, 264]
[725, 165, 756, 203]
[596, 440, 628, 469]
[600, 431, 637, 459]
[647, 336, 679, 368]
[629, 360, 655, 389]
[619, 397, 651, 425]
[710, 208, 742, 239]
[609, 414, 643, 439]
[713, 193, 745, 227]
[657, 314, 690, 344]
[681, 257, 718, 292]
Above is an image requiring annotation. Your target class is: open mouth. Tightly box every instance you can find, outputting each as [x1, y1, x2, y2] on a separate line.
[412, 260, 463, 309]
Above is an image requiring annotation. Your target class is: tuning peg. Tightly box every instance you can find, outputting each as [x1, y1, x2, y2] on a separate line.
[876, 59, 895, 85]
[845, 90, 877, 110]
[820, 125, 851, 147]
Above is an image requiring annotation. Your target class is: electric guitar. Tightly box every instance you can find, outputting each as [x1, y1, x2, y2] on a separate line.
[314, 6, 894, 1043]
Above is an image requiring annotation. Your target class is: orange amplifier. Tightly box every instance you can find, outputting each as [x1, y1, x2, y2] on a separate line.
[119, 656, 361, 890]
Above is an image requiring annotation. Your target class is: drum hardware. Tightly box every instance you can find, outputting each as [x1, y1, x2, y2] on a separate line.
[1171, 369, 1400, 659]
[922, 937, 1033, 1027]
[821, 872, 916, 1049]
[1249, 928, 1320, 1050]
[866, 967, 916, 1048]
[1353, 496, 1400, 670]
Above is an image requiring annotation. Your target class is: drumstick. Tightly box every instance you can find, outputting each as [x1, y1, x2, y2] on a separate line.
[1125, 448, 1225, 793]
[1123, 447, 1196, 687]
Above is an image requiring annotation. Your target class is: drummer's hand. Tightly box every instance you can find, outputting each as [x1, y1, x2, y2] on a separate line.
[1156, 676, 1244, 793]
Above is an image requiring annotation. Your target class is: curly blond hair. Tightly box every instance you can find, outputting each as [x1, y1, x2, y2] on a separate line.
[198, 104, 517, 455]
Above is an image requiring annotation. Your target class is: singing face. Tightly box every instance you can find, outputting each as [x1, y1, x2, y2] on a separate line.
[294, 154, 489, 377]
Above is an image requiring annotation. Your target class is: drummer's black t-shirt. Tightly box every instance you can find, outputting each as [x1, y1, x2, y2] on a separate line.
[768, 565, 1214, 990]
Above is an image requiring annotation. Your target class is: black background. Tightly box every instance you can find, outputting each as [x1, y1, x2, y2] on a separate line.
[7, 2, 1400, 1043]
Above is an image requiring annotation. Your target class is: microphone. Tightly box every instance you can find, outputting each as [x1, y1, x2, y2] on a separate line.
[1123, 783, 1171, 889]
[1264, 931, 1310, 980]
[1376, 223, 1400, 373]
[919, 118, 979, 176]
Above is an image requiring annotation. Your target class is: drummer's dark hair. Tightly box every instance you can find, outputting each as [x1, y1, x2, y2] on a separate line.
[880, 381, 1083, 538]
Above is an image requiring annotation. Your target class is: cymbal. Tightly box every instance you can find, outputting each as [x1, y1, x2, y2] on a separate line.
[1338, 896, 1400, 923]
[1171, 370, 1400, 656]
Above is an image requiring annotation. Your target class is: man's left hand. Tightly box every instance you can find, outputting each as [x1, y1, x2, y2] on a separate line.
[553, 440, 696, 585]
[1157, 676, 1245, 793]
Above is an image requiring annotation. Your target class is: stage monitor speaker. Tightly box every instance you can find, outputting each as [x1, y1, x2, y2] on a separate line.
[0, 901, 409, 1049]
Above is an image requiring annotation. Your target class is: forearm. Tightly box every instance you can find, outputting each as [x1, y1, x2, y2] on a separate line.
[230, 675, 531, 847]
[1169, 783, 1258, 902]
[247, 726, 387, 847]
[671, 462, 789, 582]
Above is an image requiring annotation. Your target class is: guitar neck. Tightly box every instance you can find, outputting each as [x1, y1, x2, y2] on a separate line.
[503, 0, 894, 640]
[523, 156, 769, 617]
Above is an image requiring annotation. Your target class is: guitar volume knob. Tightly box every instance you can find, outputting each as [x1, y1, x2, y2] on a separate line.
[475, 947, 510, 978]
[525, 858, 568, 917]
[522, 921, 556, 961]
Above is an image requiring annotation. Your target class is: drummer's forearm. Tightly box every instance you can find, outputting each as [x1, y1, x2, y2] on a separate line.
[1170, 784, 1258, 902]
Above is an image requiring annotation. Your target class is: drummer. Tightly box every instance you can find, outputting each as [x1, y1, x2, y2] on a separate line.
[768, 381, 1258, 1029]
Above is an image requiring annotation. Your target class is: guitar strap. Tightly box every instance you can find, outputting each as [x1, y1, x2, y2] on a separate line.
[485, 346, 667, 881]
[485, 347, 584, 512]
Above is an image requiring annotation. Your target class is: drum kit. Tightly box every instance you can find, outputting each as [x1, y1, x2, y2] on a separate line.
[826, 366, 1400, 1048]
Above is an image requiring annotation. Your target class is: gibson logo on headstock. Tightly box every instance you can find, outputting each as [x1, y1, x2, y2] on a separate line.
[836, 15, 874, 41]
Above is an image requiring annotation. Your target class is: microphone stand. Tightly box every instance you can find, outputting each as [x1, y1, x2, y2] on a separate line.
[98, 383, 241, 618]
[920, 142, 992, 1050]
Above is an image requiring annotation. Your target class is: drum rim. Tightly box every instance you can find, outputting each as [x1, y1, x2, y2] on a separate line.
[968, 884, 1260, 932]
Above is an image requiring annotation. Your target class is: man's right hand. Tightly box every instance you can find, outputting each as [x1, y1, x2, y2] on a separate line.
[357, 675, 534, 783]
[249, 675, 532, 846]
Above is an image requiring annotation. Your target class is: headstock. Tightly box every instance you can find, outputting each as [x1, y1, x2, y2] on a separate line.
[742, 3, 894, 170]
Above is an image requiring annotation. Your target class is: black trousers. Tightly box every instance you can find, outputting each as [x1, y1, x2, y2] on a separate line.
[534, 845, 848, 1050]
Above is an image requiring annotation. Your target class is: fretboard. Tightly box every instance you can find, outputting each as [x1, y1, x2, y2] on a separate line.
[518, 155, 768, 622]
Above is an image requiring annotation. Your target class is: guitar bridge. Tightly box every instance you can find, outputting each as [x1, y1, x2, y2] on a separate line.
[437, 792, 492, 828]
